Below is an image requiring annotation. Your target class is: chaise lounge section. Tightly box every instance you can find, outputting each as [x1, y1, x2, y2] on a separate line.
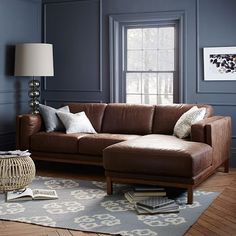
[16, 103, 231, 203]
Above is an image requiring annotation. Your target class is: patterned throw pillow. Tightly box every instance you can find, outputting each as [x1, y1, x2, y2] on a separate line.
[39, 104, 70, 132]
[57, 111, 97, 134]
[173, 106, 206, 138]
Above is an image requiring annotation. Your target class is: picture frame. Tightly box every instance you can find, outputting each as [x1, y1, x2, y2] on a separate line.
[203, 46, 236, 81]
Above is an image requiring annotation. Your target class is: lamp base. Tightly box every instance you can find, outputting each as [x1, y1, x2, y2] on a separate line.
[28, 78, 40, 114]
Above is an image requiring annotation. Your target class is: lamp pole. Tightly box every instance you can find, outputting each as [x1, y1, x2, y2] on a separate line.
[28, 77, 40, 114]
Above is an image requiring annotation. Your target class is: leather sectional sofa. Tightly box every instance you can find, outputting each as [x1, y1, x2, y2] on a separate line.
[16, 103, 231, 204]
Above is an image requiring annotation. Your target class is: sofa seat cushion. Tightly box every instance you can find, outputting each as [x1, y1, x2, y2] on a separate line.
[31, 132, 88, 153]
[78, 133, 141, 156]
[103, 134, 213, 178]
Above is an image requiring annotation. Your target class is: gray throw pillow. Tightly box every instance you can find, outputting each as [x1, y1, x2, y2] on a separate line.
[57, 111, 97, 134]
[39, 104, 70, 132]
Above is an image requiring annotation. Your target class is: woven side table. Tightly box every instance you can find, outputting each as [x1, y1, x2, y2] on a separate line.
[0, 155, 35, 192]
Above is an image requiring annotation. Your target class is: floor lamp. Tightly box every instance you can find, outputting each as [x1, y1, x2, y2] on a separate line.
[14, 43, 54, 114]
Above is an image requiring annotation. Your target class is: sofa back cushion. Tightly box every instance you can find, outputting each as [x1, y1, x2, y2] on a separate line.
[66, 103, 107, 132]
[152, 104, 214, 134]
[102, 103, 154, 135]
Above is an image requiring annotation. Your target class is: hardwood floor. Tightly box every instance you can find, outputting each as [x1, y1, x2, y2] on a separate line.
[0, 162, 236, 236]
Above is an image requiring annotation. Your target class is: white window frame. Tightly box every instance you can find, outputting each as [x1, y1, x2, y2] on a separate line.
[109, 11, 185, 103]
[124, 23, 178, 104]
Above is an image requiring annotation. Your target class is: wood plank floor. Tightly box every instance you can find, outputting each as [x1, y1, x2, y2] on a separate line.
[0, 162, 236, 236]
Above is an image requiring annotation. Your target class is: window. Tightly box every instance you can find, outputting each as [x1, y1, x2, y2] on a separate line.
[109, 12, 184, 104]
[124, 25, 177, 104]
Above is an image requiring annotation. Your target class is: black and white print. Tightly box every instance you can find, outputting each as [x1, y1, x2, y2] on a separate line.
[204, 47, 236, 80]
[209, 54, 236, 74]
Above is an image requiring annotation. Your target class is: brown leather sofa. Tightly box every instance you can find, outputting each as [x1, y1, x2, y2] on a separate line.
[16, 103, 231, 204]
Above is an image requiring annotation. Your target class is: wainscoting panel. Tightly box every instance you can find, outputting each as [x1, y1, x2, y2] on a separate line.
[43, 0, 102, 92]
[0, 90, 28, 105]
[0, 103, 28, 134]
[0, 132, 16, 151]
[0, 102, 28, 150]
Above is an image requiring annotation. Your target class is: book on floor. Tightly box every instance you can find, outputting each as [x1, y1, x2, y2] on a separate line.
[136, 196, 175, 209]
[125, 191, 165, 204]
[132, 190, 166, 197]
[135, 202, 179, 214]
[133, 186, 166, 196]
[124, 192, 148, 204]
[134, 186, 165, 192]
[6, 188, 58, 202]
[125, 190, 166, 204]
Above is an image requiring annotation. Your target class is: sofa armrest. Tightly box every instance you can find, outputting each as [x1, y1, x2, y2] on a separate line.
[16, 114, 43, 150]
[191, 116, 223, 143]
[191, 116, 232, 168]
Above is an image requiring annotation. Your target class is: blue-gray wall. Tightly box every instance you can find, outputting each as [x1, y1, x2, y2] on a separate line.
[0, 0, 41, 150]
[42, 0, 236, 166]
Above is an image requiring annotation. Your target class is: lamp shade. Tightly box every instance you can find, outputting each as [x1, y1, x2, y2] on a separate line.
[14, 43, 54, 76]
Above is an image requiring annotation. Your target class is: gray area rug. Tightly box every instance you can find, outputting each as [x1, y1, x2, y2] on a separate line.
[0, 176, 219, 236]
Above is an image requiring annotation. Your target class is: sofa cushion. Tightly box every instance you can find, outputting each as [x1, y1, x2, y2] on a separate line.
[78, 133, 140, 156]
[103, 134, 213, 178]
[57, 111, 97, 134]
[102, 103, 154, 135]
[66, 103, 107, 132]
[31, 132, 88, 153]
[39, 104, 70, 132]
[152, 104, 214, 134]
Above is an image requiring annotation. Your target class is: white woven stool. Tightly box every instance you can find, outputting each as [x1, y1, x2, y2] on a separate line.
[0, 155, 35, 192]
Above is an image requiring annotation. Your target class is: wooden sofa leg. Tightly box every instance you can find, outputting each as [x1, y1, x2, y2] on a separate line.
[107, 177, 113, 195]
[224, 159, 229, 173]
[187, 187, 193, 204]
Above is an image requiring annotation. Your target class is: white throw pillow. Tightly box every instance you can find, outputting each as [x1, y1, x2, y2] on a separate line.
[173, 106, 206, 138]
[57, 111, 97, 134]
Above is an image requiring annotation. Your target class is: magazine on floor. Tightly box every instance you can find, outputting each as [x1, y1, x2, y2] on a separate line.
[136, 196, 175, 209]
[6, 188, 58, 202]
[135, 202, 179, 214]
[0, 150, 31, 158]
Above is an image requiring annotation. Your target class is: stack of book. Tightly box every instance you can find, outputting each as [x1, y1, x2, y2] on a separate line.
[124, 186, 179, 214]
[135, 196, 179, 214]
[124, 186, 166, 204]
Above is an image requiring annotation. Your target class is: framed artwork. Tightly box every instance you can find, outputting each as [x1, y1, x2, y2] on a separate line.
[203, 47, 236, 81]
